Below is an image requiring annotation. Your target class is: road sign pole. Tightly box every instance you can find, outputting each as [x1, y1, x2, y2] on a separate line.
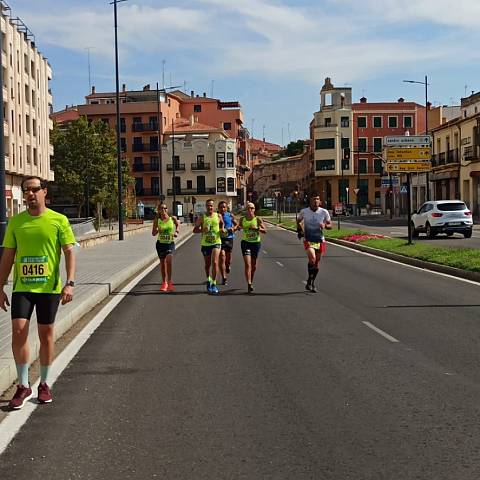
[407, 173, 412, 245]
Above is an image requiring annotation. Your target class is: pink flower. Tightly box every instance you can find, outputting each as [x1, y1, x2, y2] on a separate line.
[340, 234, 385, 243]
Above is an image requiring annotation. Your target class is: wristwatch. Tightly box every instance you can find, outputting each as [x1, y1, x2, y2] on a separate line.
[66, 280, 75, 287]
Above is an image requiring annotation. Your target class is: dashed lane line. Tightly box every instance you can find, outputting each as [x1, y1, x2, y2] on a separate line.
[362, 321, 399, 343]
[275, 261, 284, 267]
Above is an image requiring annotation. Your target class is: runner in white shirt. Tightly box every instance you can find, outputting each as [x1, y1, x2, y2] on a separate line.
[296, 193, 331, 292]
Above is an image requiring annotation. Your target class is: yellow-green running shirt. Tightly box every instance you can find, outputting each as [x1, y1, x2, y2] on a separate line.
[2, 209, 76, 293]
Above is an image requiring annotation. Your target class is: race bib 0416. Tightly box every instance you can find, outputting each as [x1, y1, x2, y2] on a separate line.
[20, 256, 49, 284]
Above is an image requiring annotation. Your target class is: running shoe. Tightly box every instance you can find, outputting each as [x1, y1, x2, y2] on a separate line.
[9, 384, 33, 410]
[37, 383, 53, 404]
[167, 282, 175, 292]
[160, 281, 168, 292]
[305, 279, 312, 291]
[309, 284, 317, 293]
[206, 282, 212, 293]
[210, 284, 219, 294]
[226, 265, 231, 274]
[248, 284, 254, 294]
[222, 277, 228, 285]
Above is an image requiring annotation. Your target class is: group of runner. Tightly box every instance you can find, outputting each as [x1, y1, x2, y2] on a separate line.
[153, 199, 266, 294]
[152, 194, 331, 295]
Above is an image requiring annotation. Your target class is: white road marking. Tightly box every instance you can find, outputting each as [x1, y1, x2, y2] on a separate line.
[331, 241, 480, 287]
[302, 280, 307, 284]
[362, 321, 399, 343]
[262, 250, 268, 254]
[275, 261, 284, 267]
[0, 235, 192, 454]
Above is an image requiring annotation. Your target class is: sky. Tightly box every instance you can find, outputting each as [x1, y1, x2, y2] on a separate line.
[11, 0, 480, 146]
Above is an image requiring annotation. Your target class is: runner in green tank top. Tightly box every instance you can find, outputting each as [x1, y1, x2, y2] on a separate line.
[152, 203, 179, 292]
[193, 198, 225, 294]
[0, 176, 76, 409]
[238, 202, 266, 293]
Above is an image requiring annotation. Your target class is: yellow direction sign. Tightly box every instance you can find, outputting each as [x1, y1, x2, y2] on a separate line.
[386, 162, 432, 173]
[386, 147, 431, 161]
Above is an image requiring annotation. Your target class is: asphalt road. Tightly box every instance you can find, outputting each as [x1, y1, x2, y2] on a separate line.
[1, 225, 480, 479]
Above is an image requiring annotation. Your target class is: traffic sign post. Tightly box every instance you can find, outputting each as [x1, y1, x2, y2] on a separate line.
[386, 147, 431, 161]
[386, 162, 432, 173]
[407, 173, 412, 245]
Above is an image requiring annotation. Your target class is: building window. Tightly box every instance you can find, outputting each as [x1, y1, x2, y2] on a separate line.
[358, 138, 367, 152]
[197, 155, 205, 167]
[373, 137, 382, 152]
[357, 116, 367, 128]
[404, 116, 412, 128]
[315, 138, 335, 149]
[224, 122, 232, 130]
[186, 180, 193, 189]
[226, 152, 234, 167]
[374, 158, 382, 173]
[216, 152, 225, 168]
[217, 177, 226, 192]
[373, 116, 382, 128]
[315, 159, 335, 171]
[227, 177, 235, 192]
[101, 118, 109, 125]
[325, 117, 332, 127]
[340, 116, 349, 128]
[194, 104, 201, 112]
[341, 137, 350, 149]
[388, 116, 398, 128]
[375, 178, 381, 188]
[358, 159, 367, 173]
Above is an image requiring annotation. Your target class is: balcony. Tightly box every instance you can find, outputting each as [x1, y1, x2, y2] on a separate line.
[132, 122, 159, 132]
[167, 187, 216, 195]
[316, 122, 338, 128]
[464, 145, 479, 160]
[191, 162, 211, 171]
[136, 188, 160, 197]
[446, 149, 459, 163]
[132, 143, 160, 152]
[166, 163, 185, 171]
[438, 152, 446, 165]
[132, 162, 160, 172]
[116, 124, 126, 133]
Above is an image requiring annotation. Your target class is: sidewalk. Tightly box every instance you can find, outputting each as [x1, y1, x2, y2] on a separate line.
[0, 223, 193, 395]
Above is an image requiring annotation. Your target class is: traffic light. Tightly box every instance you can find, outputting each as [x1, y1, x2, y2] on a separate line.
[343, 147, 350, 160]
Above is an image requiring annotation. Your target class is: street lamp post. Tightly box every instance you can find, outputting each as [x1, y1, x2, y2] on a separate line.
[403, 76, 430, 201]
[0, 17, 7, 248]
[111, 0, 127, 240]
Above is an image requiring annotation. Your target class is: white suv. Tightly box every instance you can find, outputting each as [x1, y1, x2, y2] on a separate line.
[411, 200, 473, 238]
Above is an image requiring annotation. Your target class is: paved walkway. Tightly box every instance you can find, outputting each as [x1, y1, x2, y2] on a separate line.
[0, 223, 194, 395]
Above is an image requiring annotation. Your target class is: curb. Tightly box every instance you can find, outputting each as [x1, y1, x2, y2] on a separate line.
[0, 230, 194, 396]
[265, 220, 480, 284]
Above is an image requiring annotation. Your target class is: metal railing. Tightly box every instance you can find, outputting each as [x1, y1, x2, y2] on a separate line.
[132, 143, 160, 152]
[166, 163, 185, 171]
[133, 163, 160, 172]
[132, 122, 158, 132]
[191, 162, 211, 170]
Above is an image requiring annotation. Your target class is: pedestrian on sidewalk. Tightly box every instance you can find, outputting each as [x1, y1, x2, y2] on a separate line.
[296, 193, 331, 293]
[193, 199, 225, 294]
[238, 202, 266, 294]
[218, 201, 238, 285]
[0, 176, 76, 409]
[152, 203, 179, 292]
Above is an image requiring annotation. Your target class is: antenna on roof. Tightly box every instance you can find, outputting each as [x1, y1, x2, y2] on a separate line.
[251, 118, 255, 139]
[464, 84, 469, 97]
[210, 80, 214, 98]
[287, 123, 291, 143]
[162, 59, 166, 90]
[85, 47, 94, 93]
[183, 80, 187, 93]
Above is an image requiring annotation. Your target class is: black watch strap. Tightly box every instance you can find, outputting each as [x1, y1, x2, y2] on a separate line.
[66, 280, 75, 287]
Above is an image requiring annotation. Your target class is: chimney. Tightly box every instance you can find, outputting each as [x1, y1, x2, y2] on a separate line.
[65, 105, 68, 110]
[203, 92, 206, 98]
[191, 90, 194, 98]
[360, 96, 367, 103]
[427, 101, 432, 110]
[91, 85, 96, 94]
[398, 97, 405, 103]
[122, 83, 126, 92]
[189, 114, 195, 126]
[143, 84, 150, 91]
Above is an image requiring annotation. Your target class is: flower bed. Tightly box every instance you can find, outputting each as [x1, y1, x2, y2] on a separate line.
[340, 234, 386, 243]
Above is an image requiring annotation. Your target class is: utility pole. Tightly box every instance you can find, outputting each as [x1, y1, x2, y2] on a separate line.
[156, 82, 163, 201]
[0, 18, 6, 247]
[171, 118, 176, 214]
[111, 0, 127, 240]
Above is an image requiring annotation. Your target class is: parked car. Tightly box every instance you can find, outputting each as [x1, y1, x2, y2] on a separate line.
[411, 200, 473, 238]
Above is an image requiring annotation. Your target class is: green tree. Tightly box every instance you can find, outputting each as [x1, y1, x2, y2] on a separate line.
[283, 140, 305, 157]
[51, 116, 131, 220]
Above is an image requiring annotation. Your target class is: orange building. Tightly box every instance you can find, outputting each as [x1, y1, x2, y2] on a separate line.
[52, 86, 251, 213]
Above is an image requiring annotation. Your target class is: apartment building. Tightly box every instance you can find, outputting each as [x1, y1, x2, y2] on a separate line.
[53, 86, 250, 213]
[310, 77, 353, 209]
[1, 1, 54, 216]
[159, 116, 237, 214]
[430, 91, 480, 215]
[353, 97, 426, 210]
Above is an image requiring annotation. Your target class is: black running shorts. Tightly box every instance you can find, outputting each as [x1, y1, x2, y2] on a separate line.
[241, 240, 261, 258]
[221, 238, 234, 252]
[156, 241, 175, 259]
[11, 292, 61, 325]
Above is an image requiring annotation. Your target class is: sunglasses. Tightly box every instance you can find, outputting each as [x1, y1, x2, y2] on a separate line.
[22, 186, 44, 194]
[159, 207, 167, 210]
